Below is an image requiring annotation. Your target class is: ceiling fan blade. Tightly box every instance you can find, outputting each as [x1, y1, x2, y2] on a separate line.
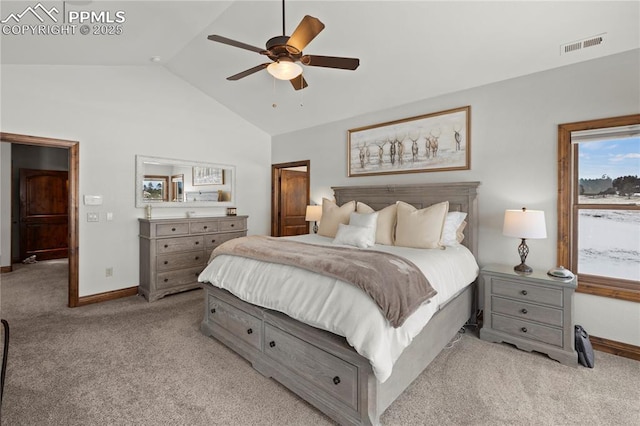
[287, 15, 325, 53]
[208, 35, 265, 54]
[290, 75, 308, 91]
[301, 55, 360, 70]
[227, 63, 270, 81]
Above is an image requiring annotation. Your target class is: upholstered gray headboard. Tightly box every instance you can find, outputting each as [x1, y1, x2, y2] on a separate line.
[332, 182, 480, 257]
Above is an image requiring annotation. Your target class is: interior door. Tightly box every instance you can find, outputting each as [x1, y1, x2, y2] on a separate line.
[279, 169, 308, 236]
[19, 169, 69, 261]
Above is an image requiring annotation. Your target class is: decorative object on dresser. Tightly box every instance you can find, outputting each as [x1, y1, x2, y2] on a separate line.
[480, 264, 578, 366]
[138, 216, 247, 302]
[200, 182, 480, 425]
[502, 207, 547, 273]
[304, 205, 322, 233]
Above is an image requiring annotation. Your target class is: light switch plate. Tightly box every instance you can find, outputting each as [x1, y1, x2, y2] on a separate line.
[84, 195, 103, 205]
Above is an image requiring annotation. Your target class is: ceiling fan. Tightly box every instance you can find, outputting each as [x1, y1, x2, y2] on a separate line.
[207, 0, 360, 90]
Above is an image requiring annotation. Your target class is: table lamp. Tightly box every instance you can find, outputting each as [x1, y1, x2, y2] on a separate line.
[503, 207, 547, 273]
[305, 205, 322, 234]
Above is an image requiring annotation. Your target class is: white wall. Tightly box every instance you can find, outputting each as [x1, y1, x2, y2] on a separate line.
[272, 50, 640, 346]
[1, 65, 271, 297]
[0, 143, 11, 268]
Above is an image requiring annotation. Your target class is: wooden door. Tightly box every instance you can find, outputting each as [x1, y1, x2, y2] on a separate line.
[19, 169, 69, 261]
[278, 169, 308, 236]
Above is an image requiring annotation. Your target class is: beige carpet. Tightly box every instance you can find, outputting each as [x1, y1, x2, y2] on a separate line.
[1, 260, 638, 425]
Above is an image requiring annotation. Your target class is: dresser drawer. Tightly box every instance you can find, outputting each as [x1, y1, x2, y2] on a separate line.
[205, 231, 245, 249]
[492, 296, 563, 327]
[492, 278, 563, 307]
[156, 236, 204, 254]
[218, 218, 245, 232]
[157, 251, 206, 271]
[264, 324, 358, 410]
[155, 222, 190, 237]
[157, 266, 202, 289]
[190, 220, 219, 234]
[208, 296, 262, 350]
[492, 314, 563, 347]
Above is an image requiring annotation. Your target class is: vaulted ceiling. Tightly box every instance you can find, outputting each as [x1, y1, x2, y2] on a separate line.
[2, 1, 638, 135]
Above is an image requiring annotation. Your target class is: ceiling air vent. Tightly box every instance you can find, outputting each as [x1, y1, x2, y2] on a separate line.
[560, 33, 606, 55]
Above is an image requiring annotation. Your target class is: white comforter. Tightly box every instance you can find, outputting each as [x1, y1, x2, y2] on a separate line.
[198, 234, 479, 382]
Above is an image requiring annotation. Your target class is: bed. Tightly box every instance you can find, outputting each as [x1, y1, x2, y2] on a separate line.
[199, 182, 480, 425]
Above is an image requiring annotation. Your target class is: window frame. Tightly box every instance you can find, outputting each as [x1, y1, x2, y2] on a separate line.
[557, 114, 640, 303]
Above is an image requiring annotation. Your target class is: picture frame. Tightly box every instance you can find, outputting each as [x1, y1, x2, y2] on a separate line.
[347, 106, 470, 177]
[192, 166, 224, 186]
[142, 175, 168, 202]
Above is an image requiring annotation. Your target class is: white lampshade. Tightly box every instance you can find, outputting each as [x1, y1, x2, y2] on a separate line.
[503, 208, 547, 239]
[305, 205, 322, 222]
[267, 60, 303, 80]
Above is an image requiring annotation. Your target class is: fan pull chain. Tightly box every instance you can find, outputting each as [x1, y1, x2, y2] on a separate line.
[299, 74, 304, 107]
[272, 76, 277, 108]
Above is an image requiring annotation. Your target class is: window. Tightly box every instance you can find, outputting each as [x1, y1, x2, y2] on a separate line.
[558, 115, 640, 302]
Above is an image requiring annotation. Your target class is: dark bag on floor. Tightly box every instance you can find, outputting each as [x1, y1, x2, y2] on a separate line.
[575, 325, 595, 368]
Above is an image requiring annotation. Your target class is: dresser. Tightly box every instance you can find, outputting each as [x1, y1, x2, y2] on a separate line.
[479, 264, 578, 365]
[138, 216, 247, 302]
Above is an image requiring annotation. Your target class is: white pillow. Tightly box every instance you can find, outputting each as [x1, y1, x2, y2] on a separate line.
[395, 201, 449, 249]
[441, 211, 468, 246]
[317, 198, 356, 238]
[356, 202, 397, 245]
[349, 211, 378, 229]
[333, 223, 376, 248]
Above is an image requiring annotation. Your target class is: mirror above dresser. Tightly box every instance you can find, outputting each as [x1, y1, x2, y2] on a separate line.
[135, 155, 236, 208]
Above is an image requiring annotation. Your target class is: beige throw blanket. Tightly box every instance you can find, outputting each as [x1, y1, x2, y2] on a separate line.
[211, 236, 437, 328]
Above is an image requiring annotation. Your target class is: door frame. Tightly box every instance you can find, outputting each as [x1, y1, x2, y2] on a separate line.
[1, 132, 80, 307]
[271, 160, 310, 236]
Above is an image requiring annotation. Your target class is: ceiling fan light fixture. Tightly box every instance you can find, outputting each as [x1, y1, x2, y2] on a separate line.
[267, 59, 303, 80]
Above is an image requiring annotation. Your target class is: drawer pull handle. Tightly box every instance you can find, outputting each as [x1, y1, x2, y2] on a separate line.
[195, 241, 199, 245]
[247, 328, 253, 335]
[211, 239, 216, 243]
[164, 278, 168, 283]
[164, 261, 168, 265]
[171, 227, 176, 232]
[164, 244, 168, 248]
[203, 226, 208, 230]
[521, 327, 528, 333]
[521, 290, 528, 296]
[231, 224, 235, 227]
[269, 341, 276, 348]
[210, 308, 216, 314]
[195, 256, 199, 260]
[195, 272, 199, 277]
[333, 376, 341, 385]
[521, 308, 528, 314]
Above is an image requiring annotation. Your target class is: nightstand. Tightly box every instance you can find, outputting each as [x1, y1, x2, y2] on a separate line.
[479, 264, 578, 366]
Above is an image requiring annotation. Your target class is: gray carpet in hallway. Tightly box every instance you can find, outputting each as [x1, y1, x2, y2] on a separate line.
[0, 260, 638, 425]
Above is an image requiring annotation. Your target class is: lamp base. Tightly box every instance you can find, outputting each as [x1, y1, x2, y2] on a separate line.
[313, 222, 318, 234]
[514, 263, 533, 274]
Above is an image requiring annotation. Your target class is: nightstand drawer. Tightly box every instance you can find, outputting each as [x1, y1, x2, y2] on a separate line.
[492, 296, 563, 327]
[156, 236, 204, 254]
[492, 278, 563, 307]
[492, 314, 563, 347]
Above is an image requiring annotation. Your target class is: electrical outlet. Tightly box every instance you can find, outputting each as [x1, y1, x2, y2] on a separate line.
[105, 267, 113, 277]
[87, 212, 99, 222]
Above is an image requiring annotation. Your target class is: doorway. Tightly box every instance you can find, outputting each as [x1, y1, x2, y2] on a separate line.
[271, 160, 310, 237]
[0, 132, 79, 307]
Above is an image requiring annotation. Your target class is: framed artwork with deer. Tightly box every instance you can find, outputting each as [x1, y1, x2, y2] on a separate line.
[347, 106, 470, 177]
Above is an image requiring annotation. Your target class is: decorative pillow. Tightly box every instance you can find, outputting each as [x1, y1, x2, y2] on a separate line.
[457, 221, 467, 244]
[356, 202, 397, 245]
[333, 223, 376, 248]
[395, 201, 449, 249]
[349, 211, 378, 230]
[317, 198, 356, 238]
[441, 211, 468, 246]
